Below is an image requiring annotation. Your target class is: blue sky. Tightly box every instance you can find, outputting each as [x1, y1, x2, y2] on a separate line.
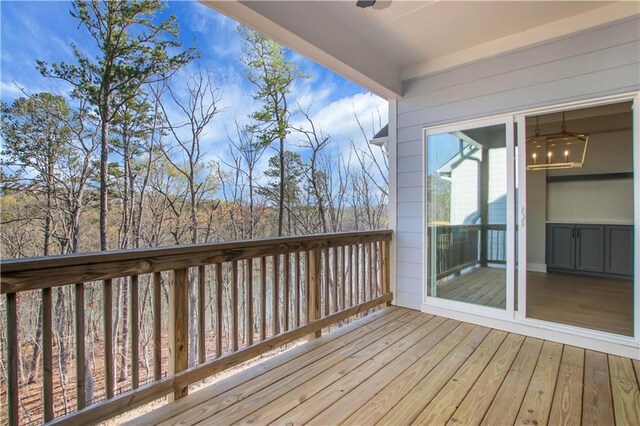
[0, 1, 387, 167]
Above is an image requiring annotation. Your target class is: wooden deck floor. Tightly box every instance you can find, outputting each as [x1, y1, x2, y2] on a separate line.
[128, 307, 640, 426]
[437, 267, 507, 308]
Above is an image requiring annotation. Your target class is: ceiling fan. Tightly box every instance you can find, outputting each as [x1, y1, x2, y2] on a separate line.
[356, 0, 391, 10]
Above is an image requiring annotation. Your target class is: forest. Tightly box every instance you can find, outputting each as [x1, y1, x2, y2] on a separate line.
[0, 1, 387, 424]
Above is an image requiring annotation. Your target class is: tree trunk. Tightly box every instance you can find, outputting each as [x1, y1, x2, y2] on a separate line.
[99, 101, 110, 251]
[277, 137, 285, 236]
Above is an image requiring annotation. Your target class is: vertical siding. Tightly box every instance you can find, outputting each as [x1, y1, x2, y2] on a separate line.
[394, 17, 640, 309]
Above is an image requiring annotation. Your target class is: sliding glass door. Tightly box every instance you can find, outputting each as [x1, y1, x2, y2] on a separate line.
[425, 118, 515, 314]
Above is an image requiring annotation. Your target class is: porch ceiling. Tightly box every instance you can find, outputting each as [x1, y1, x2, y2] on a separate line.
[202, 1, 639, 98]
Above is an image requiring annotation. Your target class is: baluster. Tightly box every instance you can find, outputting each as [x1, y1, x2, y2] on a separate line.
[42, 287, 53, 421]
[373, 241, 379, 297]
[332, 246, 338, 313]
[354, 244, 364, 305]
[341, 245, 346, 311]
[231, 261, 238, 352]
[75, 283, 86, 407]
[198, 266, 206, 363]
[368, 243, 373, 301]
[348, 245, 354, 307]
[153, 272, 162, 380]
[295, 251, 301, 327]
[272, 255, 280, 335]
[7, 292, 18, 426]
[304, 251, 309, 325]
[284, 253, 290, 332]
[260, 256, 266, 340]
[306, 248, 321, 339]
[382, 239, 390, 298]
[169, 268, 189, 400]
[104, 279, 114, 399]
[323, 246, 329, 316]
[130, 275, 139, 389]
[246, 259, 253, 346]
[215, 263, 223, 357]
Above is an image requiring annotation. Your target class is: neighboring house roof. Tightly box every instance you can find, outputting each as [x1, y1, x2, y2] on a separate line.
[373, 124, 388, 140]
[370, 124, 388, 147]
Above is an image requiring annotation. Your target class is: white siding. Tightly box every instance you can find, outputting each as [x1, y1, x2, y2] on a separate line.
[393, 17, 640, 309]
[450, 158, 479, 224]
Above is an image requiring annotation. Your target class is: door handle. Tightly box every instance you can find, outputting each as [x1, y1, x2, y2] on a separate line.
[520, 207, 525, 228]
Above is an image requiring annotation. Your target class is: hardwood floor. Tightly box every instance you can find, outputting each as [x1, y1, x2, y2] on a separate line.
[126, 307, 640, 426]
[527, 271, 634, 336]
[435, 267, 634, 336]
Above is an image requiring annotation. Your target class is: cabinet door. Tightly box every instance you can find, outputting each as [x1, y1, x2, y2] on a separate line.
[605, 225, 634, 277]
[575, 225, 604, 273]
[547, 224, 575, 270]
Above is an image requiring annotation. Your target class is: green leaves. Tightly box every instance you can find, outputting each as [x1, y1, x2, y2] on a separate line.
[38, 0, 198, 122]
[238, 25, 307, 147]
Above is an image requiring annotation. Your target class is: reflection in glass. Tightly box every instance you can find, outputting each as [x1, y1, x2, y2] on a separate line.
[427, 124, 507, 309]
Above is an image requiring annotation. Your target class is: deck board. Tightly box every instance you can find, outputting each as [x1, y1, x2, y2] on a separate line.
[413, 329, 508, 425]
[609, 355, 640, 425]
[240, 315, 445, 425]
[515, 341, 563, 426]
[548, 345, 585, 425]
[136, 307, 407, 426]
[582, 350, 615, 426]
[127, 307, 640, 426]
[276, 318, 457, 425]
[481, 337, 543, 425]
[448, 333, 525, 425]
[168, 310, 422, 426]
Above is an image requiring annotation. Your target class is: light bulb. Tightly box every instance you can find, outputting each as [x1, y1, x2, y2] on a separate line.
[564, 150, 569, 162]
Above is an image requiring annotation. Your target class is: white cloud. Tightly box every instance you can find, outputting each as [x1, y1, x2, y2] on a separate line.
[292, 91, 388, 147]
[0, 80, 26, 98]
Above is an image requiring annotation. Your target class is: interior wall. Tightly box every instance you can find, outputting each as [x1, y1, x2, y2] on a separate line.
[526, 171, 547, 270]
[525, 128, 634, 268]
[546, 129, 634, 223]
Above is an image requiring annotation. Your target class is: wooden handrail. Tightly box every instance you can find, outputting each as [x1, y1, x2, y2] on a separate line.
[2, 230, 393, 426]
[1, 230, 392, 293]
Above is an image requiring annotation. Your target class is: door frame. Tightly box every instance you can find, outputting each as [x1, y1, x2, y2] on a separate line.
[422, 115, 516, 321]
[515, 92, 639, 345]
[421, 91, 640, 357]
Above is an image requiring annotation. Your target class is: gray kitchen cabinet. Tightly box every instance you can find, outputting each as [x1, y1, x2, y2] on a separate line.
[546, 223, 633, 278]
[575, 225, 604, 273]
[546, 224, 575, 270]
[605, 225, 634, 276]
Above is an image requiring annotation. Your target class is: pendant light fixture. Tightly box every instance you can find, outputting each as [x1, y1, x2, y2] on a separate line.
[526, 112, 589, 171]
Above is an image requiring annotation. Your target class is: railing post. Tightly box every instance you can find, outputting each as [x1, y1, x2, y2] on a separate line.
[153, 272, 162, 381]
[130, 276, 139, 389]
[169, 268, 189, 400]
[104, 279, 114, 399]
[75, 283, 86, 408]
[7, 292, 18, 426]
[42, 288, 54, 422]
[306, 248, 321, 339]
[382, 239, 391, 304]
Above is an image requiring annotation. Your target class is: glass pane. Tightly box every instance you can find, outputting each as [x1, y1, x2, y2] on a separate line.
[426, 124, 507, 309]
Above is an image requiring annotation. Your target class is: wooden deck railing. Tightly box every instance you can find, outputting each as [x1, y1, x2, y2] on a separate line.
[429, 224, 506, 279]
[1, 230, 392, 426]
